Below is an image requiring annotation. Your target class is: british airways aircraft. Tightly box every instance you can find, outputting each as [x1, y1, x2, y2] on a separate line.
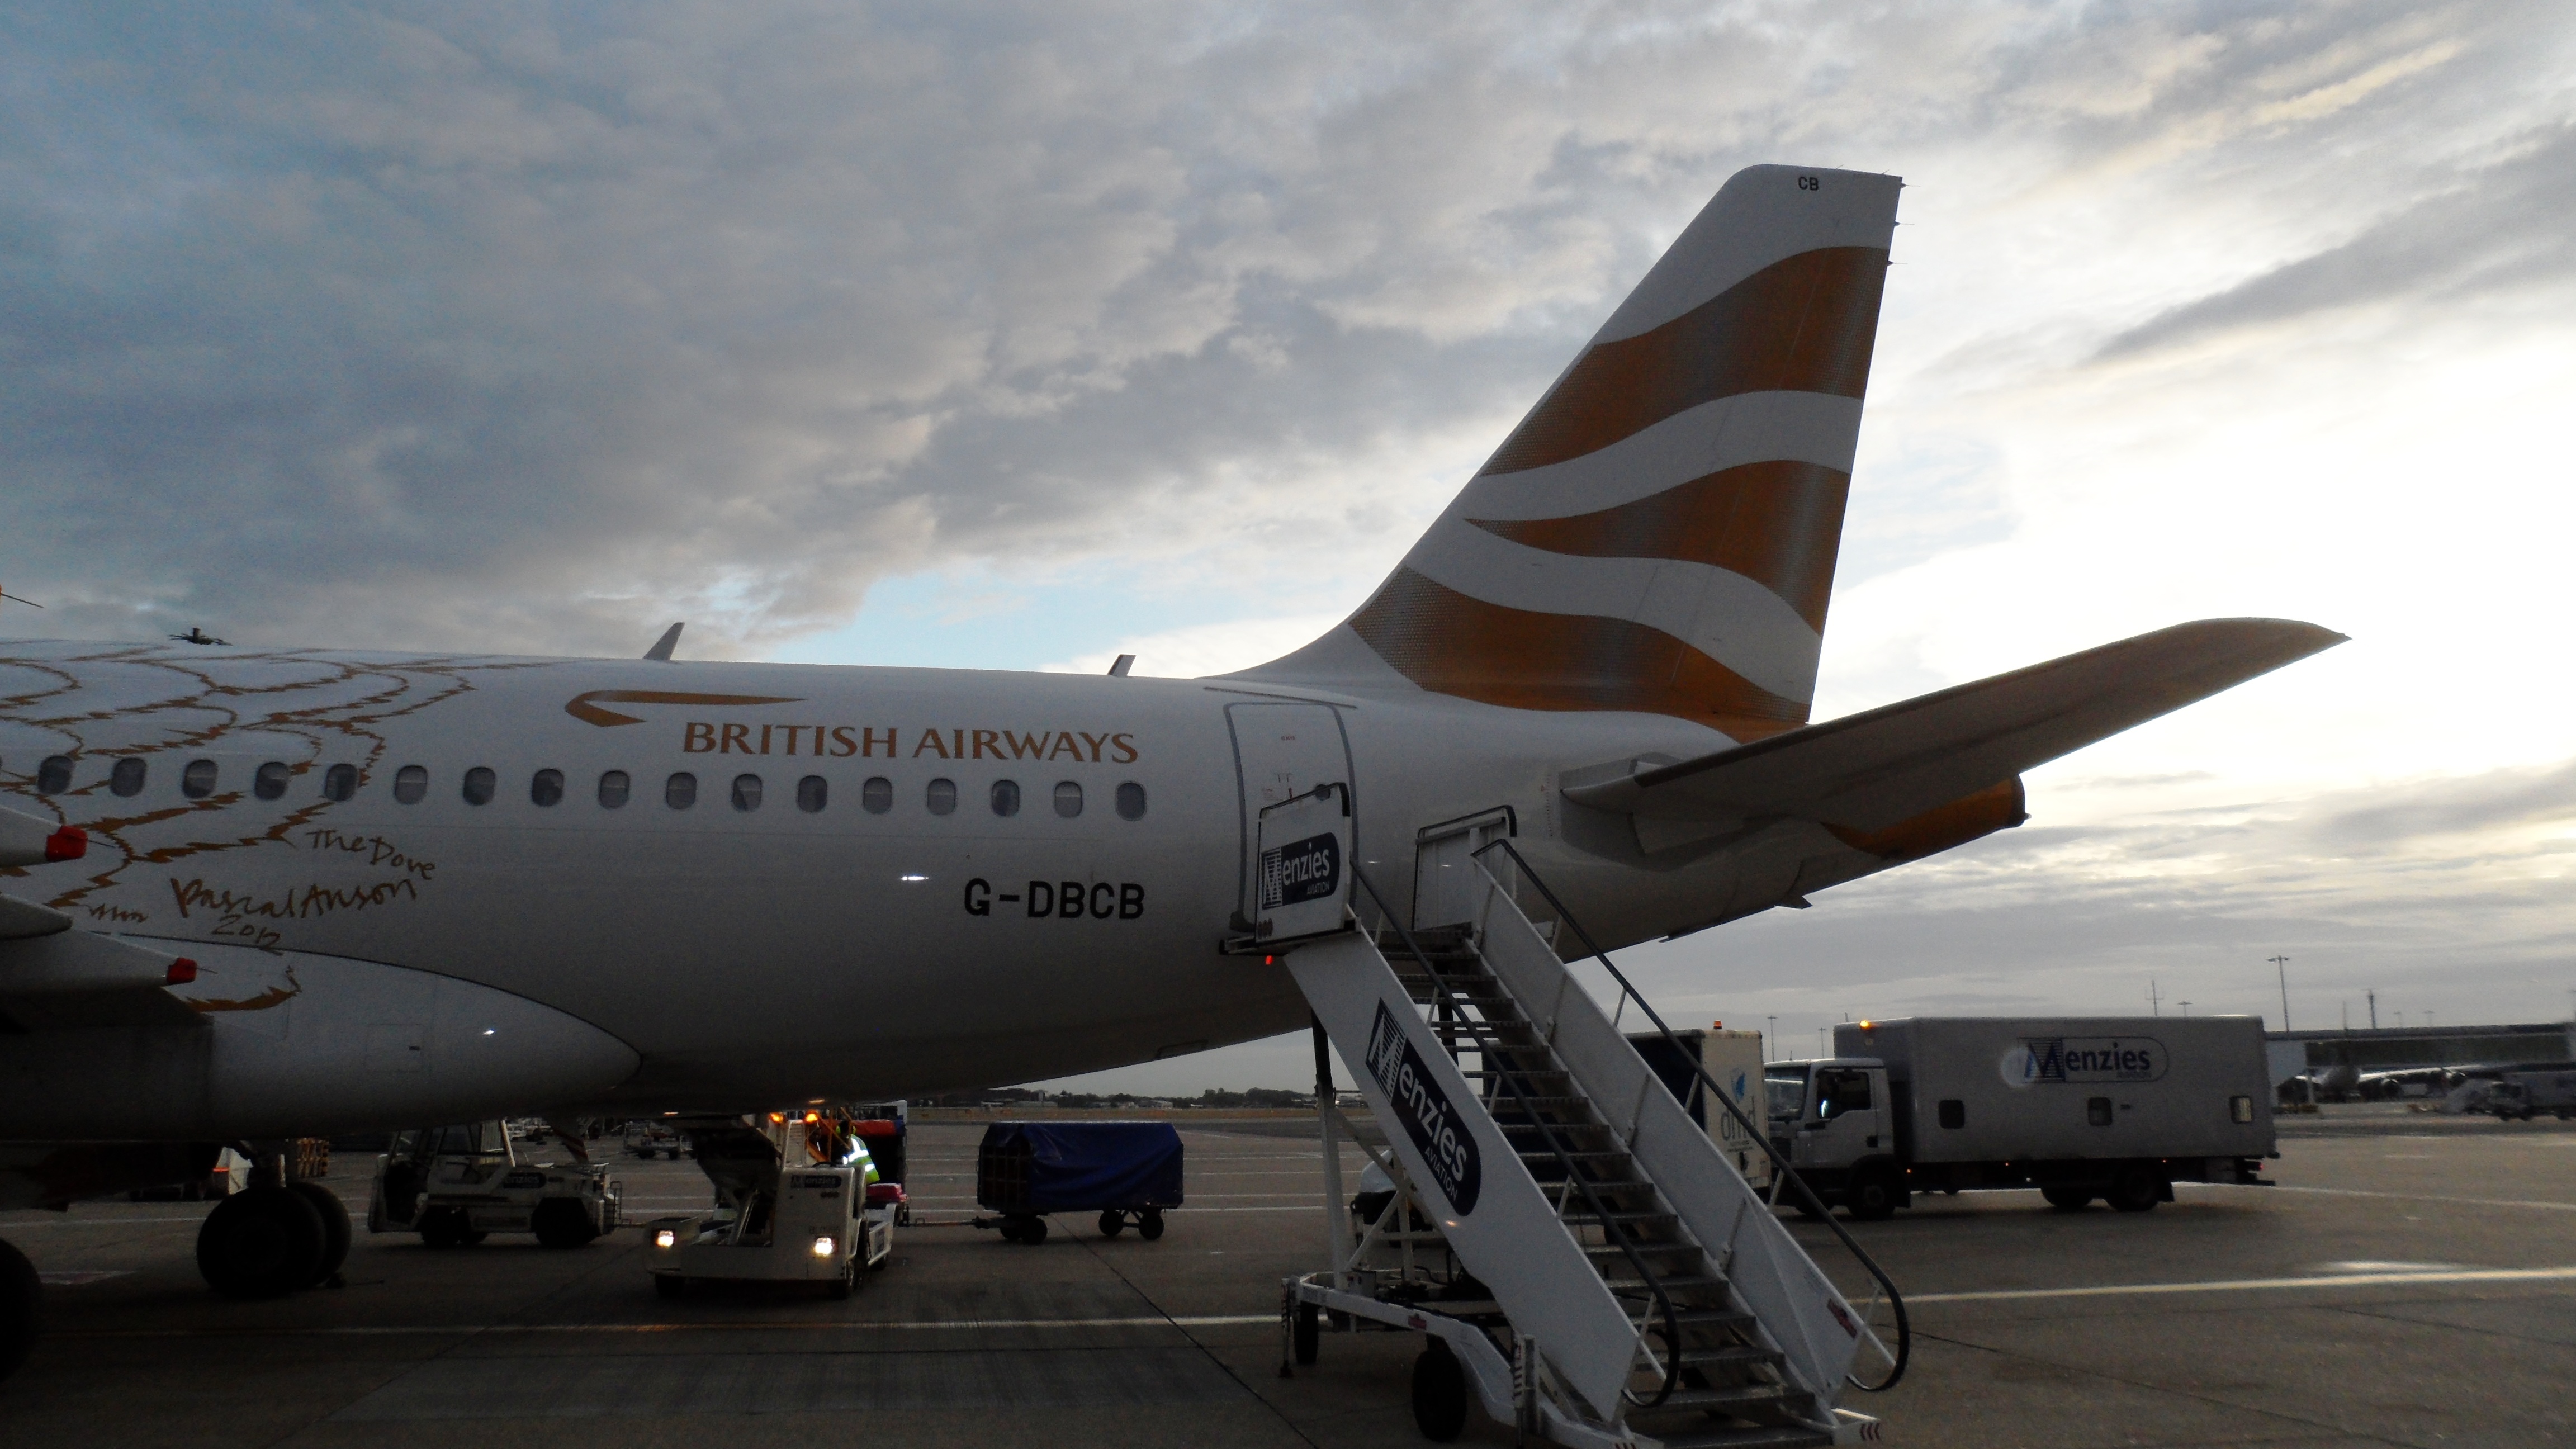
[0, 165, 2337, 1369]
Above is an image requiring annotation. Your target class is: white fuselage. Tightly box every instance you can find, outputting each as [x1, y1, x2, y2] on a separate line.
[0, 643, 1893, 1132]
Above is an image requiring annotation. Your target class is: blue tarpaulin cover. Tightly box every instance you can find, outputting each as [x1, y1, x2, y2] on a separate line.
[976, 1122, 1185, 1212]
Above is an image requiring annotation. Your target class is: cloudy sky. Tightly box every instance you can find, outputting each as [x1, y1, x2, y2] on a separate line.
[6, 2, 2573, 1091]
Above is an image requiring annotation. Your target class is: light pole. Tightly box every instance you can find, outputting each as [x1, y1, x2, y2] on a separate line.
[1767, 1015, 1778, 1063]
[2179, 1000, 2191, 1017]
[2268, 955, 2292, 1033]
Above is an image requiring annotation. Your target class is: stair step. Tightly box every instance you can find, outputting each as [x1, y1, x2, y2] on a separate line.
[1601, 1272, 1730, 1292]
[1671, 1306, 1759, 1329]
[1584, 1241, 1707, 1261]
[1564, 1209, 1680, 1227]
[1459, 1067, 1570, 1079]
[1642, 1424, 1833, 1449]
[1669, 1344, 1787, 1370]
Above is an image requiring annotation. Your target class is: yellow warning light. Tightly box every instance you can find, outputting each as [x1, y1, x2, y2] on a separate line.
[769, 1112, 784, 1124]
[804, 1111, 820, 1124]
[1860, 1020, 1875, 1031]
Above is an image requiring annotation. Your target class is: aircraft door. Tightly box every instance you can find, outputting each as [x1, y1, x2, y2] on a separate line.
[1413, 809, 1514, 932]
[1225, 703, 1355, 930]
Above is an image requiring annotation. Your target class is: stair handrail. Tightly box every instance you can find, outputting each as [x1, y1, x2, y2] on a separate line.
[1346, 864, 1689, 1411]
[1470, 837, 1911, 1391]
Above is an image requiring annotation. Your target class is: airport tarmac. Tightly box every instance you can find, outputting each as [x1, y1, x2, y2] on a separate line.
[2, 1111, 2569, 1448]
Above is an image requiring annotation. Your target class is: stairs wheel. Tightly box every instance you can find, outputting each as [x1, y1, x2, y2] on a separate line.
[197, 1186, 326, 1299]
[1410, 1339, 1469, 1441]
[2107, 1167, 2165, 1213]
[1098, 1210, 1125, 1238]
[0, 1237, 37, 1384]
[1138, 1209, 1165, 1241]
[1292, 1302, 1320, 1365]
[2040, 1186, 2093, 1211]
[286, 1182, 352, 1285]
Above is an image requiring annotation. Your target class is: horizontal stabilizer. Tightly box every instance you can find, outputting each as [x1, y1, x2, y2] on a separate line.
[1562, 618, 2344, 830]
[0, 803, 85, 867]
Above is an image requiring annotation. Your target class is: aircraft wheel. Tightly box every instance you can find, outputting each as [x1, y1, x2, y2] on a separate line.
[1293, 1302, 1320, 1365]
[1410, 1339, 1469, 1442]
[1138, 1209, 1165, 1241]
[533, 1199, 598, 1249]
[286, 1182, 352, 1285]
[198, 1186, 326, 1299]
[2040, 1186, 2093, 1211]
[1097, 1210, 1125, 1238]
[654, 1273, 686, 1301]
[0, 1237, 37, 1384]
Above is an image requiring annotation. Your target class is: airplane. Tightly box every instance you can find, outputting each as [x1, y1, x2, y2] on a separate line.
[0, 164, 2340, 1376]
[167, 627, 229, 646]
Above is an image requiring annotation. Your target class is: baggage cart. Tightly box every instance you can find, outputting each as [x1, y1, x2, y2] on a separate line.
[974, 1121, 1182, 1244]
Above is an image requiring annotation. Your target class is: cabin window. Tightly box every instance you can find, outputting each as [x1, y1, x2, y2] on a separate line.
[926, 778, 956, 816]
[1115, 782, 1147, 820]
[2230, 1095, 2255, 1124]
[1816, 1069, 1871, 1119]
[990, 779, 1020, 817]
[796, 775, 827, 813]
[1937, 1099, 1966, 1130]
[182, 759, 218, 799]
[36, 756, 73, 794]
[394, 765, 428, 804]
[665, 772, 697, 810]
[110, 757, 147, 797]
[861, 776, 893, 814]
[462, 768, 496, 806]
[732, 774, 763, 812]
[255, 762, 291, 801]
[2086, 1096, 2114, 1126]
[598, 770, 631, 809]
[324, 764, 359, 802]
[530, 769, 565, 807]
[1053, 781, 1083, 818]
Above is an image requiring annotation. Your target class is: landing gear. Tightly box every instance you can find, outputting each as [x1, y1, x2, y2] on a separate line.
[197, 1185, 326, 1299]
[0, 1237, 36, 1384]
[287, 1181, 352, 1286]
[532, 1197, 602, 1249]
[1410, 1338, 1469, 1442]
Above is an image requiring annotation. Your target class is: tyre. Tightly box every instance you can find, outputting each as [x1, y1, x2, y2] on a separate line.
[2106, 1167, 2164, 1214]
[654, 1273, 685, 1301]
[197, 1186, 327, 1299]
[997, 1218, 1025, 1243]
[1020, 1216, 1049, 1246]
[1138, 1209, 1165, 1242]
[0, 1238, 37, 1385]
[1410, 1339, 1469, 1442]
[2040, 1186, 2093, 1211]
[1846, 1166, 1900, 1222]
[533, 1199, 599, 1250]
[419, 1207, 470, 1249]
[286, 1182, 352, 1286]
[1098, 1210, 1125, 1238]
[1292, 1302, 1320, 1365]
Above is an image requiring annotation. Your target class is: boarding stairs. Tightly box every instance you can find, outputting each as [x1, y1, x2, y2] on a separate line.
[1267, 817, 1903, 1447]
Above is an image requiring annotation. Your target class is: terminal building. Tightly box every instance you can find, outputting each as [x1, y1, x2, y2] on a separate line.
[2270, 1020, 2575, 1073]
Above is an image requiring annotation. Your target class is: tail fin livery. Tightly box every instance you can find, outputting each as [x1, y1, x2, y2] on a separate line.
[1243, 165, 1901, 740]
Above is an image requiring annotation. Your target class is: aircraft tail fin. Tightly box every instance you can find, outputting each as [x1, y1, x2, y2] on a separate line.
[1240, 164, 1901, 738]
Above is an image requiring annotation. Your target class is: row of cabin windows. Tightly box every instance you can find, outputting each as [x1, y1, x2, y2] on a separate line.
[31, 753, 1147, 821]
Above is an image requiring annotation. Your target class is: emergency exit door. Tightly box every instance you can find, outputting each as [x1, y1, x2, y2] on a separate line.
[1225, 702, 1354, 928]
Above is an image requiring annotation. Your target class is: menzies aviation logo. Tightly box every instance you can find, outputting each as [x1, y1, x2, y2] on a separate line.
[1259, 832, 1341, 912]
[2001, 1036, 2167, 1087]
[1365, 1001, 1481, 1215]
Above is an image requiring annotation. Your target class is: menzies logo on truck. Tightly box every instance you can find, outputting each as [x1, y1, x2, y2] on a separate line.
[1259, 832, 1341, 911]
[1365, 1001, 1482, 1215]
[2009, 1036, 2167, 1085]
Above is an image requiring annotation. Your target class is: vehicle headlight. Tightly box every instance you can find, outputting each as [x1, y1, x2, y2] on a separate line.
[812, 1235, 836, 1257]
[655, 1229, 676, 1249]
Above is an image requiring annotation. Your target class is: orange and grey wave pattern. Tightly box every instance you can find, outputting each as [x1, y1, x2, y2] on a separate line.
[1342, 166, 1901, 739]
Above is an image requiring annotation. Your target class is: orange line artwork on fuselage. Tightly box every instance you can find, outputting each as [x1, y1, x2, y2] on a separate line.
[564, 690, 804, 727]
[1466, 459, 1850, 632]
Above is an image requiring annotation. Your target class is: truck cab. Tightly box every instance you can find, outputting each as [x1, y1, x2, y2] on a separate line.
[1765, 1058, 1906, 1220]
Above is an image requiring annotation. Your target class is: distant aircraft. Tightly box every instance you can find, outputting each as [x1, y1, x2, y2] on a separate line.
[0, 165, 2341, 1368]
[167, 627, 229, 646]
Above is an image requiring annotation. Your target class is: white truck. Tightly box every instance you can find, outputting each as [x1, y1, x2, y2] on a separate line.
[1767, 1016, 2276, 1219]
[2479, 1067, 2576, 1121]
